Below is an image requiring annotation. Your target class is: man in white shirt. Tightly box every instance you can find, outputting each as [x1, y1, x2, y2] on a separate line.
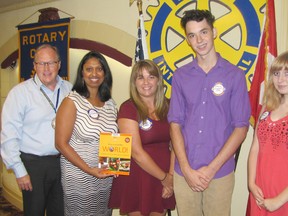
[1, 44, 72, 216]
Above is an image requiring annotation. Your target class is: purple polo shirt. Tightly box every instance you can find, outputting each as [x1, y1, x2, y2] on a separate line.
[168, 54, 251, 179]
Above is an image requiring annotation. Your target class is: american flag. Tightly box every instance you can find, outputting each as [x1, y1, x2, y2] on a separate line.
[135, 14, 148, 62]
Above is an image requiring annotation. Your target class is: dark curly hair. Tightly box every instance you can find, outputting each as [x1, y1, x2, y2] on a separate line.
[181, 9, 215, 30]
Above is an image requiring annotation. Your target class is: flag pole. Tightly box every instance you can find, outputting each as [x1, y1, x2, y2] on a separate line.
[136, 0, 142, 29]
[137, 0, 143, 15]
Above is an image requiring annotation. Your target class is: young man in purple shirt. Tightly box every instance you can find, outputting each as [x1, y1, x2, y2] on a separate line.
[168, 10, 251, 216]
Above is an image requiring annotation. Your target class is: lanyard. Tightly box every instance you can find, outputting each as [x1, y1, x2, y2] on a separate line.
[40, 88, 60, 113]
[33, 75, 60, 113]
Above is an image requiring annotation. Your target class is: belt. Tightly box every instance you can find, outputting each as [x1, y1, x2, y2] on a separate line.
[20, 152, 61, 159]
[46, 153, 61, 158]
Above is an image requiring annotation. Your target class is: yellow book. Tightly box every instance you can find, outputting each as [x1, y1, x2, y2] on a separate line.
[98, 132, 132, 175]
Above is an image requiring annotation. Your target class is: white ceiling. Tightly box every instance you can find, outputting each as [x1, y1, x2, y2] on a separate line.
[0, 0, 56, 13]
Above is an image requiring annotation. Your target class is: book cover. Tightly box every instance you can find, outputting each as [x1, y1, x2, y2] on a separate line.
[98, 132, 132, 175]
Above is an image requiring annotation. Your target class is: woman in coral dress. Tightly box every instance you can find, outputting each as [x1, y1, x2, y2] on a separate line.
[246, 51, 288, 216]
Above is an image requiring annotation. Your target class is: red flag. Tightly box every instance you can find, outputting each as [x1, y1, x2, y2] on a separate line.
[249, 0, 277, 128]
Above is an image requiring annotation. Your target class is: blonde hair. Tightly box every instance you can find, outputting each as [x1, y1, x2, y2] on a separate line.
[263, 51, 288, 111]
[130, 60, 169, 121]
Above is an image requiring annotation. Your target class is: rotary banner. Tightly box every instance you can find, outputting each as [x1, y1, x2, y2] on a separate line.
[18, 18, 70, 81]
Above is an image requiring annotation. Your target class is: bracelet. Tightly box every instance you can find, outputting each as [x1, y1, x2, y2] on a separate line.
[160, 173, 167, 181]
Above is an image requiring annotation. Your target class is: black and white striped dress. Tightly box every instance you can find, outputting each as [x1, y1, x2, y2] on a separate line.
[61, 91, 118, 216]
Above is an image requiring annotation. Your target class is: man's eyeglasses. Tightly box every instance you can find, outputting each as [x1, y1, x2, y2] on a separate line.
[35, 61, 59, 68]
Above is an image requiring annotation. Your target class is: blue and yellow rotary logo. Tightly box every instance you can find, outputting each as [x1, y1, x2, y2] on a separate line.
[145, 0, 266, 98]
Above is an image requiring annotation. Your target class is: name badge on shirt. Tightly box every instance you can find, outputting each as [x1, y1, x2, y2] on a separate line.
[88, 109, 99, 119]
[212, 82, 226, 96]
[139, 119, 153, 131]
[260, 111, 269, 120]
[51, 118, 56, 129]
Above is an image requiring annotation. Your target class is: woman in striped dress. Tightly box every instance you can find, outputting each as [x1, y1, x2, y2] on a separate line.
[55, 51, 118, 216]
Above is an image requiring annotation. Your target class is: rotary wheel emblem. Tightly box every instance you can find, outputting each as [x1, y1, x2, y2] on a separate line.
[145, 0, 266, 98]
